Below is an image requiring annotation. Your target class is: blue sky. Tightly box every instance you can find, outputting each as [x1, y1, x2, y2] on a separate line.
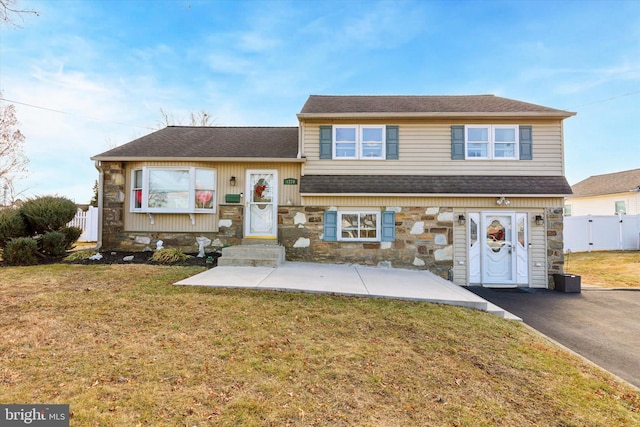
[1, 0, 638, 204]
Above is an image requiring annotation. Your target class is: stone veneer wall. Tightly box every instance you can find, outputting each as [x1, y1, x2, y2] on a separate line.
[546, 206, 566, 288]
[278, 206, 454, 279]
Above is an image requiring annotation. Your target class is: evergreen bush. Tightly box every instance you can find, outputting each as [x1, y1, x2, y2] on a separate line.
[20, 196, 77, 234]
[41, 231, 67, 257]
[60, 226, 83, 250]
[4, 237, 38, 266]
[0, 208, 27, 248]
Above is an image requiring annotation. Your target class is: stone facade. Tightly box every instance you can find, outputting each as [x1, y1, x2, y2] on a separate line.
[546, 206, 566, 288]
[279, 206, 454, 279]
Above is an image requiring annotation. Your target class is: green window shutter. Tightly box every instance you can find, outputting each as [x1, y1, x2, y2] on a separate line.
[319, 126, 332, 159]
[386, 126, 399, 160]
[381, 211, 396, 242]
[324, 210, 337, 241]
[451, 125, 465, 160]
[519, 126, 533, 160]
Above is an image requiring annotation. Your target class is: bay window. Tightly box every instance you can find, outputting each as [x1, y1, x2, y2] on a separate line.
[131, 167, 216, 213]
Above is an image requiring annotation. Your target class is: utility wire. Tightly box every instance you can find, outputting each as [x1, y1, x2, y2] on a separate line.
[564, 89, 640, 110]
[0, 96, 157, 131]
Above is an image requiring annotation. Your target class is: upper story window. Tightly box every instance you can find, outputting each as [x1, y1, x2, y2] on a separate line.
[320, 125, 399, 161]
[451, 125, 532, 161]
[615, 201, 626, 215]
[466, 125, 518, 159]
[333, 125, 385, 159]
[131, 167, 216, 213]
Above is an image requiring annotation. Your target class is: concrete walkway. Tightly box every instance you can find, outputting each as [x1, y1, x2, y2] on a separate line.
[175, 262, 520, 320]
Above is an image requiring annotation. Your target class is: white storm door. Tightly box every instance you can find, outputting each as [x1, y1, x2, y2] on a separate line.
[482, 213, 516, 285]
[245, 170, 278, 238]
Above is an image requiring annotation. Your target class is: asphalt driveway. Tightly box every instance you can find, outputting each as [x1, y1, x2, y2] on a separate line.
[469, 287, 640, 389]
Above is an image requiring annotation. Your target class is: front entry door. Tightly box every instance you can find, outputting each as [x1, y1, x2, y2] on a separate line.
[481, 213, 516, 285]
[245, 170, 278, 239]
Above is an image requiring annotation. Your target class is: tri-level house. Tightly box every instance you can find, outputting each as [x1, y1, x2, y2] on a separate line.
[92, 95, 575, 288]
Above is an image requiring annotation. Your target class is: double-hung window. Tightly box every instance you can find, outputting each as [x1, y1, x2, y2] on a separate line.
[333, 125, 385, 159]
[465, 125, 518, 159]
[338, 211, 381, 241]
[131, 167, 216, 213]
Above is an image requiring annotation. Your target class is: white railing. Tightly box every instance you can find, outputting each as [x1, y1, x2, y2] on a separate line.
[67, 206, 99, 242]
[564, 214, 640, 252]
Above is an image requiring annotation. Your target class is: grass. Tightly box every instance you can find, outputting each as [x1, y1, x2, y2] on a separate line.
[1, 264, 639, 426]
[565, 250, 640, 288]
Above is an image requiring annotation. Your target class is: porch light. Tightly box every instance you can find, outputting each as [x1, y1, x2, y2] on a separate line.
[458, 214, 466, 225]
[230, 176, 236, 186]
[496, 196, 510, 206]
[535, 215, 544, 226]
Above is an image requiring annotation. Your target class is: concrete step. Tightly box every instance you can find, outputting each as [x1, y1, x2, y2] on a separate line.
[218, 244, 285, 268]
[241, 238, 278, 245]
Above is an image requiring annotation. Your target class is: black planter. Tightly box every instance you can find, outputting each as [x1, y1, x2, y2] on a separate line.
[554, 274, 581, 293]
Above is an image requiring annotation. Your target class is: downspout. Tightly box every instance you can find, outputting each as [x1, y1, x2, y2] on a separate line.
[94, 160, 104, 250]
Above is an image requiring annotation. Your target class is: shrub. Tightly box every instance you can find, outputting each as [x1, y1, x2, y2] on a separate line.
[150, 248, 190, 264]
[0, 208, 27, 248]
[64, 250, 97, 261]
[60, 226, 83, 250]
[20, 196, 77, 234]
[4, 237, 38, 266]
[41, 231, 67, 257]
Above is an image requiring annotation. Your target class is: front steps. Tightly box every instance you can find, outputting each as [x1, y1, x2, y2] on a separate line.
[217, 239, 285, 267]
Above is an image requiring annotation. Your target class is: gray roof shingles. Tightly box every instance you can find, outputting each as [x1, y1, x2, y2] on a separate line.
[299, 95, 574, 116]
[300, 175, 573, 195]
[92, 126, 299, 160]
[570, 168, 640, 197]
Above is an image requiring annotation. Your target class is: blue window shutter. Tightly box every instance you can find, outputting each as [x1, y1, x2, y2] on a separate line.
[451, 125, 465, 160]
[386, 126, 399, 160]
[319, 126, 332, 159]
[324, 210, 337, 241]
[381, 211, 396, 242]
[519, 126, 532, 160]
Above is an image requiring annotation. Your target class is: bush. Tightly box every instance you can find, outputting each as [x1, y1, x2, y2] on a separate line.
[0, 208, 27, 248]
[64, 250, 96, 261]
[4, 237, 38, 266]
[41, 231, 67, 257]
[60, 226, 82, 250]
[20, 196, 77, 234]
[150, 248, 190, 264]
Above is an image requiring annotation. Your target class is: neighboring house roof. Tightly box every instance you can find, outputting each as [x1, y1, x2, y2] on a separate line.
[300, 175, 572, 196]
[92, 126, 300, 161]
[298, 95, 575, 119]
[569, 168, 640, 197]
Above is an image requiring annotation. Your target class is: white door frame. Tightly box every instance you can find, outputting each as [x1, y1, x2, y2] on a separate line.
[244, 169, 278, 239]
[467, 211, 530, 287]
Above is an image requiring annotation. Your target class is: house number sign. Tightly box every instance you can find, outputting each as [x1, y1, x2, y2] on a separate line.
[283, 178, 298, 185]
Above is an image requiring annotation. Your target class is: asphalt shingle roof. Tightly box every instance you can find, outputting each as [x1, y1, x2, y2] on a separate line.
[299, 95, 575, 117]
[300, 175, 573, 196]
[570, 168, 640, 197]
[92, 126, 299, 160]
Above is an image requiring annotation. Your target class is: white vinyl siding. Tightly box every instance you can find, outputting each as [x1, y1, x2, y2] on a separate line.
[302, 120, 565, 176]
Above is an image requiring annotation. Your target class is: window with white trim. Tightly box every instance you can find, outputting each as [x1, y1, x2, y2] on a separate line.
[615, 201, 626, 215]
[333, 125, 385, 159]
[131, 167, 216, 213]
[338, 211, 380, 241]
[465, 125, 519, 159]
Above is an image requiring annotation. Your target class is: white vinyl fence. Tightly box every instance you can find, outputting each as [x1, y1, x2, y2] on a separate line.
[564, 214, 640, 252]
[67, 206, 99, 242]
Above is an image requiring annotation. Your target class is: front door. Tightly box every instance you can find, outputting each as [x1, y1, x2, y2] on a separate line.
[245, 170, 278, 239]
[482, 213, 517, 286]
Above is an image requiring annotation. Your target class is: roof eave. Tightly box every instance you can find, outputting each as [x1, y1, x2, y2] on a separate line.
[301, 192, 570, 197]
[297, 111, 576, 120]
[91, 156, 306, 163]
